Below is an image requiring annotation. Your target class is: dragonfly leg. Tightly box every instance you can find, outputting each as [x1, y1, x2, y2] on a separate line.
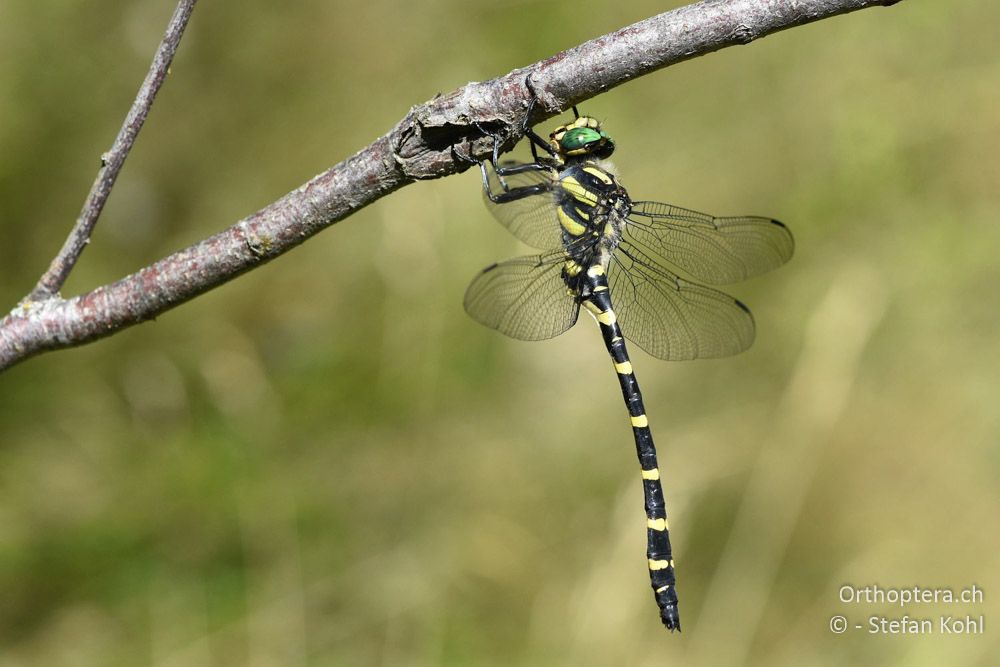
[471, 120, 553, 196]
[479, 160, 551, 203]
[520, 97, 558, 162]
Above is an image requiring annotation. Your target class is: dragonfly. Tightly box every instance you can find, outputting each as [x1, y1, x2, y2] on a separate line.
[464, 106, 794, 631]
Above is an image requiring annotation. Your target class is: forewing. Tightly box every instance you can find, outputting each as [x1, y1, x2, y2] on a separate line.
[609, 242, 756, 360]
[464, 252, 579, 341]
[482, 161, 564, 250]
[627, 201, 794, 285]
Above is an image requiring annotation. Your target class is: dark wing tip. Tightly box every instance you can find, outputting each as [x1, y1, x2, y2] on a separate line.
[769, 218, 796, 257]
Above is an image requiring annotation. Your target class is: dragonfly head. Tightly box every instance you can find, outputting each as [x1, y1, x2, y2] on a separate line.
[549, 116, 616, 160]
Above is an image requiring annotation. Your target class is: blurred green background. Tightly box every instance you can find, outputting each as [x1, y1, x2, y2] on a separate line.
[1, 1, 998, 665]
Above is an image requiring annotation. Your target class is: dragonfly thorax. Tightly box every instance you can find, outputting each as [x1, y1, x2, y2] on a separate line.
[551, 162, 630, 299]
[554, 162, 630, 253]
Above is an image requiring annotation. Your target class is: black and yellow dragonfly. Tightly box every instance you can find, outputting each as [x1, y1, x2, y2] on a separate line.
[464, 108, 794, 631]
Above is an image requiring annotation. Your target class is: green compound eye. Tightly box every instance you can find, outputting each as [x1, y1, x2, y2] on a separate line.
[557, 126, 615, 159]
[560, 127, 603, 151]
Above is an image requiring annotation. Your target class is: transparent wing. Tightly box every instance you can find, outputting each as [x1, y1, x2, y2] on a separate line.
[464, 251, 580, 341]
[626, 201, 794, 285]
[482, 161, 564, 250]
[608, 241, 756, 360]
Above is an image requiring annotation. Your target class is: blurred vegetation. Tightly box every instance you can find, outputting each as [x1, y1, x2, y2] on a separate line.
[1, 1, 998, 665]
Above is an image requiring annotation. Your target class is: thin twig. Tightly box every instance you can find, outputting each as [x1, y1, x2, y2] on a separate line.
[0, 0, 904, 372]
[30, 0, 198, 300]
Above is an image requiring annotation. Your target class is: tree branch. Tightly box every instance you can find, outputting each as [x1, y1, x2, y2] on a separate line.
[31, 0, 198, 300]
[0, 0, 903, 372]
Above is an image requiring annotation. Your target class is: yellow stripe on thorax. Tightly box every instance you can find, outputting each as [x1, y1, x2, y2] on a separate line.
[560, 176, 598, 206]
[581, 165, 614, 184]
[556, 207, 587, 236]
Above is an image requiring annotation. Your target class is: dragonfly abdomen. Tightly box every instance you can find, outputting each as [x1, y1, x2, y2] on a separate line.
[582, 265, 680, 631]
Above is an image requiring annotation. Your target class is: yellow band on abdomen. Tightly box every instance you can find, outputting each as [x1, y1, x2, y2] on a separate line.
[647, 518, 668, 531]
[613, 360, 632, 375]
